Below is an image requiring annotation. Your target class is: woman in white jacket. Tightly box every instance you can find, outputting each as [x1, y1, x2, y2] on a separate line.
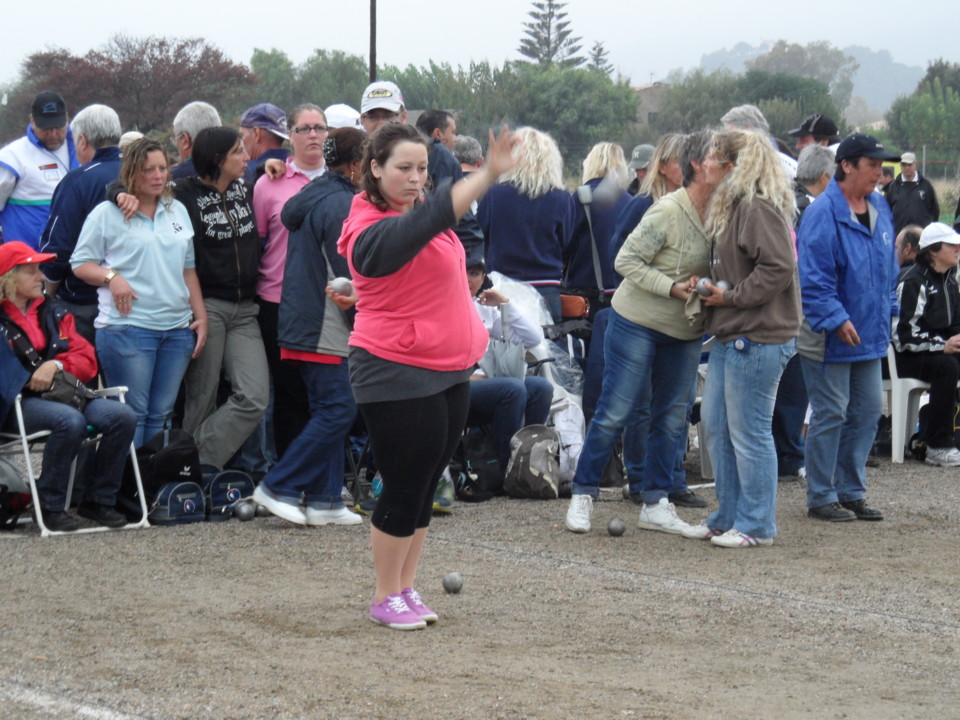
[465, 252, 553, 476]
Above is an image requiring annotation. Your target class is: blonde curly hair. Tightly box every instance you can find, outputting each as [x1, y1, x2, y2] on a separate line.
[500, 127, 564, 199]
[705, 129, 796, 240]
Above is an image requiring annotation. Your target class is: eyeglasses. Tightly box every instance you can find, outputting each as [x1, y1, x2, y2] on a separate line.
[291, 125, 329, 135]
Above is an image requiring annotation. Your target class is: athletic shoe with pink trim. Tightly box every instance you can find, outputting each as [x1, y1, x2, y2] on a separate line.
[710, 528, 773, 548]
[369, 594, 427, 630]
[401, 587, 438, 624]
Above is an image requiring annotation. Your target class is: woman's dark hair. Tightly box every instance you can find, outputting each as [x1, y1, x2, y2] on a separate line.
[324, 127, 366, 173]
[193, 126, 242, 182]
[120, 138, 172, 203]
[360, 122, 429, 210]
[917, 242, 943, 267]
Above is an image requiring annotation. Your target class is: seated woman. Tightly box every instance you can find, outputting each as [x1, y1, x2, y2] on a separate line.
[894, 222, 960, 467]
[466, 253, 554, 476]
[72, 138, 206, 447]
[0, 242, 137, 531]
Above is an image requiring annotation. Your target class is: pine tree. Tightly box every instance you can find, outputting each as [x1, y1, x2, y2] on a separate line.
[517, 1, 585, 69]
[587, 41, 613, 76]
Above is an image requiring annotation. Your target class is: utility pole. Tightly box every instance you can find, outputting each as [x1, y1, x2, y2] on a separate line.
[369, 0, 377, 82]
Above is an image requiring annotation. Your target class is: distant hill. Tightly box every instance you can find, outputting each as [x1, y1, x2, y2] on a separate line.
[699, 42, 923, 114]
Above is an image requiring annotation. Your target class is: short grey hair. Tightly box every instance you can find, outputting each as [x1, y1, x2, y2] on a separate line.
[796, 145, 836, 186]
[679, 130, 713, 188]
[71, 104, 121, 148]
[721, 104, 770, 135]
[172, 101, 221, 141]
[453, 135, 483, 166]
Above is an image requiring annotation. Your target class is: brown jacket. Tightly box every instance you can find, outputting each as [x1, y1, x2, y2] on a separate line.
[706, 197, 801, 344]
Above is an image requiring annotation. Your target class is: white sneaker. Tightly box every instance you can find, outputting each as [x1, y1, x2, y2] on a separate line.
[710, 528, 773, 548]
[252, 484, 307, 525]
[924, 446, 960, 467]
[565, 494, 593, 533]
[305, 506, 363, 526]
[638, 498, 709, 539]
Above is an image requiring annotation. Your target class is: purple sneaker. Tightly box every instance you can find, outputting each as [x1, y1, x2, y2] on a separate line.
[401, 587, 438, 624]
[369, 594, 427, 630]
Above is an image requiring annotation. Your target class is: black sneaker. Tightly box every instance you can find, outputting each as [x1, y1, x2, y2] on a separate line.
[77, 502, 128, 528]
[42, 509, 79, 532]
[355, 498, 378, 516]
[668, 490, 708, 508]
[839, 499, 884, 521]
[807, 502, 856, 522]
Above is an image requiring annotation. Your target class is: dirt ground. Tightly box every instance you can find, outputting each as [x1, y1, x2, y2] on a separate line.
[1, 450, 958, 720]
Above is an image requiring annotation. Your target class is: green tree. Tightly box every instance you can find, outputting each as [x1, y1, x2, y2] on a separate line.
[746, 40, 858, 111]
[249, 48, 299, 112]
[517, 1, 584, 69]
[587, 41, 613, 76]
[298, 49, 369, 109]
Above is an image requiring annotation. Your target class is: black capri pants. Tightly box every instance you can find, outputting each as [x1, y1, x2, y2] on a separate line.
[361, 381, 470, 537]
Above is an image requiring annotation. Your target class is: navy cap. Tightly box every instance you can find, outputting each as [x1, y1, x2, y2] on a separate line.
[835, 133, 900, 163]
[31, 91, 67, 129]
[239, 103, 289, 141]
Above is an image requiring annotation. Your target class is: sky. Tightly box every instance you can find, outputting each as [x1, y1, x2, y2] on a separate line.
[2, 0, 958, 93]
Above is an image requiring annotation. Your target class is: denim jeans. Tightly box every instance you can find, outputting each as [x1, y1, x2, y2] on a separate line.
[97, 325, 194, 447]
[772, 354, 808, 475]
[704, 338, 795, 539]
[467, 375, 554, 469]
[624, 382, 697, 499]
[572, 311, 701, 499]
[800, 357, 882, 508]
[18, 396, 137, 510]
[260, 362, 355, 509]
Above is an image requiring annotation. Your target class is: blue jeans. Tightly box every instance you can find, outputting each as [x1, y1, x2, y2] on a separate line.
[17, 397, 137, 510]
[704, 338, 794, 538]
[467, 375, 554, 469]
[772, 354, 807, 475]
[260, 362, 355, 509]
[97, 325, 194, 447]
[572, 311, 701, 500]
[800, 358, 882, 508]
[624, 381, 697, 498]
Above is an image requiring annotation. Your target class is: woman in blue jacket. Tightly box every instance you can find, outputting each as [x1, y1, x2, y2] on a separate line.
[251, 128, 366, 527]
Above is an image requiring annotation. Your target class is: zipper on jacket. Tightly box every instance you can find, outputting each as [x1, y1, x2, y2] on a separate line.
[219, 190, 243, 303]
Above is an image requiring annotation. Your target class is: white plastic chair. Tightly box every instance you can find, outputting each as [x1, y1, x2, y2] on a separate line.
[0, 386, 150, 536]
[882, 343, 930, 463]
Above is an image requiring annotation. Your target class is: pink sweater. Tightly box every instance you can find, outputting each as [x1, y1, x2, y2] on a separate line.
[253, 159, 311, 303]
[337, 193, 487, 372]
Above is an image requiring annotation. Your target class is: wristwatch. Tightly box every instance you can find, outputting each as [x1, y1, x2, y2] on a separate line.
[53, 360, 64, 371]
[103, 270, 118, 286]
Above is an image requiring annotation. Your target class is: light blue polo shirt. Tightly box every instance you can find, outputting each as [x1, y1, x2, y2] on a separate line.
[71, 198, 196, 331]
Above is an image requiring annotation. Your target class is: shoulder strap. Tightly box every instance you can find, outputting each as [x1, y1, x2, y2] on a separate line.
[576, 185, 605, 292]
[0, 311, 43, 370]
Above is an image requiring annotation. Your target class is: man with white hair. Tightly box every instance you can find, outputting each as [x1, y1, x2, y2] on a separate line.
[40, 104, 123, 343]
[721, 103, 798, 178]
[0, 91, 78, 249]
[170, 101, 221, 179]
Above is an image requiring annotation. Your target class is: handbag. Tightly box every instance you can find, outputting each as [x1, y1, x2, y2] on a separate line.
[40, 368, 96, 411]
[477, 305, 527, 380]
[0, 312, 95, 411]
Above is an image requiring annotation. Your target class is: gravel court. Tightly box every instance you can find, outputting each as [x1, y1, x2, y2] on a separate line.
[1, 455, 958, 720]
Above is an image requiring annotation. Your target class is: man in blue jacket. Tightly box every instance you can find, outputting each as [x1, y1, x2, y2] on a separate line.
[797, 134, 900, 523]
[40, 104, 123, 345]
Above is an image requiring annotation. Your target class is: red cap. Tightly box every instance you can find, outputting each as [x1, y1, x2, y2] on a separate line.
[0, 242, 57, 277]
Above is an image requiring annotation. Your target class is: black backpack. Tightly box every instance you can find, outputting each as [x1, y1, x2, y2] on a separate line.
[118, 427, 202, 520]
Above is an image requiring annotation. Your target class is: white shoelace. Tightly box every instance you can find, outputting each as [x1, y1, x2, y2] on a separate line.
[386, 595, 409, 614]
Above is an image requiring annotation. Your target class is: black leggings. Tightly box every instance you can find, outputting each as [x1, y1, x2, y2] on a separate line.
[361, 382, 470, 537]
[896, 351, 960, 448]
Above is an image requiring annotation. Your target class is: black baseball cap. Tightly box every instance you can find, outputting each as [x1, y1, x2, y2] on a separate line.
[788, 113, 839, 139]
[835, 133, 900, 163]
[31, 91, 67, 130]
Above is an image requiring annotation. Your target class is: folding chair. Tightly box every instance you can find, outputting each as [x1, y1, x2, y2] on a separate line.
[0, 386, 150, 537]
